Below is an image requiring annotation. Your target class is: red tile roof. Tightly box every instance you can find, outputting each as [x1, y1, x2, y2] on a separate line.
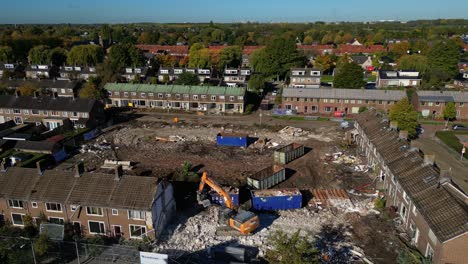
[242, 46, 265, 55]
[336, 44, 386, 54]
[136, 45, 189, 56]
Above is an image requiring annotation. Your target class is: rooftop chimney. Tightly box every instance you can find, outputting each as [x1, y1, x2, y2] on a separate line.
[399, 130, 408, 140]
[52, 92, 58, 99]
[74, 162, 84, 178]
[424, 154, 435, 166]
[390, 121, 398, 130]
[36, 160, 43, 176]
[114, 164, 123, 181]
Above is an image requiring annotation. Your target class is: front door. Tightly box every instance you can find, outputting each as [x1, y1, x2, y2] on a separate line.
[113, 226, 122, 238]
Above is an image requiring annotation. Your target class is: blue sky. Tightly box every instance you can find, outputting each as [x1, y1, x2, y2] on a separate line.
[1, 0, 467, 24]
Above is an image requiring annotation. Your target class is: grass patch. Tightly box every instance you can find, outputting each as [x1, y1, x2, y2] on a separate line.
[321, 75, 334, 83]
[435, 131, 468, 158]
[419, 120, 468, 126]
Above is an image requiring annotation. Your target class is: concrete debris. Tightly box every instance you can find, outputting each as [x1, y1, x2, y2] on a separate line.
[154, 206, 356, 260]
[279, 126, 307, 137]
[101, 160, 134, 170]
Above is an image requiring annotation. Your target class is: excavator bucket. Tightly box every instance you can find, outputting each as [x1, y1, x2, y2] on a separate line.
[197, 192, 211, 207]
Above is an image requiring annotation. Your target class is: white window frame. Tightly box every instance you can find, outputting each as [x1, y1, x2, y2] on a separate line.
[412, 204, 417, 216]
[425, 243, 434, 259]
[23, 109, 29, 115]
[201, 95, 207, 99]
[8, 199, 24, 209]
[129, 225, 147, 239]
[111, 209, 118, 216]
[88, 220, 106, 235]
[31, 201, 38, 208]
[193, 95, 198, 100]
[11, 213, 25, 226]
[128, 210, 146, 220]
[48, 217, 65, 225]
[229, 96, 234, 101]
[211, 95, 216, 101]
[86, 207, 103, 216]
[45, 202, 62, 212]
[112, 225, 122, 236]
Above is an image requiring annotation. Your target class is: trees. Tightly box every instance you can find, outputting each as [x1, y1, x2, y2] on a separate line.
[108, 44, 144, 68]
[188, 43, 212, 68]
[427, 40, 460, 81]
[333, 62, 365, 89]
[397, 55, 429, 75]
[248, 74, 266, 93]
[251, 37, 304, 80]
[389, 98, 419, 138]
[174, 72, 200, 85]
[314, 54, 335, 74]
[79, 78, 103, 99]
[389, 42, 411, 57]
[218, 46, 242, 70]
[49, 47, 67, 66]
[18, 82, 39, 96]
[265, 230, 319, 264]
[443, 102, 456, 121]
[28, 45, 51, 64]
[0, 46, 14, 62]
[67, 45, 104, 66]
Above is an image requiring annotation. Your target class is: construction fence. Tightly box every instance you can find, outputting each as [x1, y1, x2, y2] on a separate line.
[0, 236, 143, 264]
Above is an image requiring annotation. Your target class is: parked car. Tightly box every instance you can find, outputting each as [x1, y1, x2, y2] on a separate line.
[452, 124, 468, 130]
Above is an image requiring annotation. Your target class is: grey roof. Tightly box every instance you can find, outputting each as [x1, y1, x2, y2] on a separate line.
[0, 95, 99, 113]
[417, 91, 468, 103]
[355, 110, 468, 243]
[0, 79, 79, 90]
[0, 167, 162, 210]
[14, 140, 57, 152]
[282, 88, 406, 101]
[59, 66, 97, 75]
[351, 55, 370, 65]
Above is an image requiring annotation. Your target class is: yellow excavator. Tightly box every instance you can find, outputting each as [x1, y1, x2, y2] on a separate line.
[197, 172, 259, 235]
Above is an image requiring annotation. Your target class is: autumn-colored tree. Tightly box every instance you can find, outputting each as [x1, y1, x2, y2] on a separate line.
[18, 82, 39, 96]
[389, 42, 411, 57]
[79, 80, 102, 99]
[303, 36, 313, 45]
[314, 54, 335, 74]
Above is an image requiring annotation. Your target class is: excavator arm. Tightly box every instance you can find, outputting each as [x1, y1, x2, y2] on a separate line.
[198, 172, 235, 209]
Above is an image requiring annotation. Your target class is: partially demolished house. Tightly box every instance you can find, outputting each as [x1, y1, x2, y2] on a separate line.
[354, 110, 468, 264]
[0, 164, 176, 240]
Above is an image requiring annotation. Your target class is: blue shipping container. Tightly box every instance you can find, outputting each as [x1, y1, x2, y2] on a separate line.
[209, 192, 240, 206]
[216, 133, 248, 147]
[251, 189, 302, 210]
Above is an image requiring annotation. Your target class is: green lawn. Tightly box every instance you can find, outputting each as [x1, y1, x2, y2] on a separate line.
[435, 131, 468, 158]
[321, 75, 334, 83]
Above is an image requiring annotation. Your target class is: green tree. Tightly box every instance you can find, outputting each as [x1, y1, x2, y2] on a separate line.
[79, 79, 102, 99]
[266, 230, 319, 264]
[397, 55, 429, 75]
[389, 98, 419, 138]
[390, 42, 411, 57]
[218, 46, 242, 70]
[303, 36, 313, 45]
[174, 72, 200, 85]
[248, 74, 266, 93]
[251, 37, 304, 80]
[0, 46, 14, 62]
[443, 102, 456, 121]
[28, 45, 51, 64]
[108, 44, 144, 67]
[189, 43, 212, 68]
[427, 40, 460, 80]
[67, 45, 104, 66]
[333, 62, 365, 88]
[33, 234, 49, 257]
[49, 47, 67, 66]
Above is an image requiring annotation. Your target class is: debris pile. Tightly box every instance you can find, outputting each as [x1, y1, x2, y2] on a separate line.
[279, 126, 308, 137]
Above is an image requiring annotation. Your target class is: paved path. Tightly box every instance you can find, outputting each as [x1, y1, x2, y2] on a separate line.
[412, 137, 468, 193]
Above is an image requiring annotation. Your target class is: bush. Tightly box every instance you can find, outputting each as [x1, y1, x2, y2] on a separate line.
[358, 106, 368, 113]
[266, 230, 319, 264]
[245, 104, 254, 114]
[374, 198, 386, 210]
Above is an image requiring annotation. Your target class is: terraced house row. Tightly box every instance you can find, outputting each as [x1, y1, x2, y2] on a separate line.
[0, 164, 176, 240]
[105, 83, 246, 113]
[354, 110, 468, 264]
[282, 88, 406, 115]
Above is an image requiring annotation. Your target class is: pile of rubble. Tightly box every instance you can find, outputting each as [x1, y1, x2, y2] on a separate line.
[153, 205, 362, 260]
